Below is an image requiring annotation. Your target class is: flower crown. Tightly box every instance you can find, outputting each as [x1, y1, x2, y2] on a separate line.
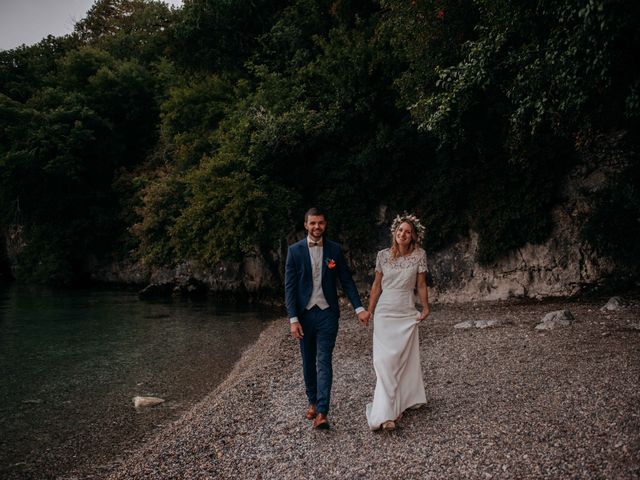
[390, 213, 426, 242]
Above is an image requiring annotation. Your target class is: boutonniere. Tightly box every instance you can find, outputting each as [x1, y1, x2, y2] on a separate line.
[325, 258, 336, 269]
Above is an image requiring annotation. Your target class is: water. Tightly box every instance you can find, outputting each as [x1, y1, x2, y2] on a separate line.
[0, 285, 273, 479]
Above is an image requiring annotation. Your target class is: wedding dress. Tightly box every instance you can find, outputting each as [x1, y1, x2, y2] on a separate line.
[366, 247, 427, 430]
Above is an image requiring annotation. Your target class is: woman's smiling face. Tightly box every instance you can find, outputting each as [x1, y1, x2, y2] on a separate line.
[395, 221, 414, 247]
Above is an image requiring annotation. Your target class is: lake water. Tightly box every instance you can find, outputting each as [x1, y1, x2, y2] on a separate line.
[0, 285, 274, 479]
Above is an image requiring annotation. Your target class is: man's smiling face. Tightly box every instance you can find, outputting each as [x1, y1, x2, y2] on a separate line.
[304, 215, 327, 242]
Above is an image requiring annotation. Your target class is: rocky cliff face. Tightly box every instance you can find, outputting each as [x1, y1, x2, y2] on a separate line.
[421, 132, 633, 302]
[91, 254, 280, 299]
[426, 224, 615, 303]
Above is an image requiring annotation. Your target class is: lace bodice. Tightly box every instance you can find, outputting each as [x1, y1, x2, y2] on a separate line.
[375, 248, 427, 293]
[375, 247, 427, 273]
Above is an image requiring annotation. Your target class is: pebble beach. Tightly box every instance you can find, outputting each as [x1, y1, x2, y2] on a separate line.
[89, 296, 639, 479]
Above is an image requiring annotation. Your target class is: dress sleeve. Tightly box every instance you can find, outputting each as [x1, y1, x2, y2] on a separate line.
[375, 250, 384, 273]
[418, 249, 428, 273]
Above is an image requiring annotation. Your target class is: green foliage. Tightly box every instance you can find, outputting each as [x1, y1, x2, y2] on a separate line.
[171, 166, 298, 264]
[160, 74, 237, 169]
[0, 2, 170, 283]
[0, 36, 78, 102]
[0, 91, 123, 283]
[86, 59, 160, 160]
[129, 168, 185, 266]
[377, 0, 639, 263]
[74, 0, 177, 61]
[1, 0, 638, 284]
[170, 0, 290, 72]
[388, 0, 640, 146]
[14, 224, 81, 284]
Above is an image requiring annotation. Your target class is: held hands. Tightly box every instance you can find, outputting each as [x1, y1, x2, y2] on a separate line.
[357, 310, 371, 327]
[416, 307, 430, 322]
[291, 310, 371, 338]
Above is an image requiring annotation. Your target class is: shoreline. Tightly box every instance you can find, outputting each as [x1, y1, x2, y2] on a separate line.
[97, 296, 639, 479]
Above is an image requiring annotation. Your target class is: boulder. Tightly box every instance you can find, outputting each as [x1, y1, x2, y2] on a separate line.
[601, 296, 624, 311]
[535, 309, 575, 330]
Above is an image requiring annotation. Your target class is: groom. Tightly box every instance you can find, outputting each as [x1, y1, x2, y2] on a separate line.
[285, 207, 370, 429]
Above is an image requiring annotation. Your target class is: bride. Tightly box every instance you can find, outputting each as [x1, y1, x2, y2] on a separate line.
[366, 213, 430, 430]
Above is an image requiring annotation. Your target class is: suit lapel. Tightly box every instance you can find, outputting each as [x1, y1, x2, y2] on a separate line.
[301, 240, 312, 280]
[321, 241, 329, 279]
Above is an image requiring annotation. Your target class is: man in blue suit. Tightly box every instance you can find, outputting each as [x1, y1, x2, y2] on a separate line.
[285, 207, 371, 429]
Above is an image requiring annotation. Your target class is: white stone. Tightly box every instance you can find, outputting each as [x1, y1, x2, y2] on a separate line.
[454, 321, 474, 329]
[601, 296, 624, 311]
[475, 320, 500, 329]
[133, 396, 165, 408]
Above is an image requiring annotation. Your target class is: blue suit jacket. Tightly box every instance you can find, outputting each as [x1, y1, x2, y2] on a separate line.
[284, 238, 363, 319]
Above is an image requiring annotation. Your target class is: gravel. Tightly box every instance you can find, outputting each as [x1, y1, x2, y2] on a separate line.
[88, 297, 639, 479]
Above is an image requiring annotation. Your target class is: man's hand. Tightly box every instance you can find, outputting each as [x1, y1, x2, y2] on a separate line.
[290, 321, 304, 339]
[357, 310, 371, 327]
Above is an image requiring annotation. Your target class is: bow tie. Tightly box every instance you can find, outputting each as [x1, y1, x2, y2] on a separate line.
[308, 241, 323, 247]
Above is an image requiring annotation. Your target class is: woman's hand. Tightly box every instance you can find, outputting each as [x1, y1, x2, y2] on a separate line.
[416, 307, 430, 322]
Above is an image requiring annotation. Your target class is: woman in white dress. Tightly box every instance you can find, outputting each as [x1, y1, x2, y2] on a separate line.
[366, 213, 430, 430]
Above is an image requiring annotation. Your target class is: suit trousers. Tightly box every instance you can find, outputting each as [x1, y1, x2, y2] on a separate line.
[299, 306, 339, 414]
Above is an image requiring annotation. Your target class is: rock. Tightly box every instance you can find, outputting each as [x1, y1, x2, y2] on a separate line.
[175, 277, 208, 296]
[242, 255, 278, 292]
[629, 323, 640, 331]
[535, 309, 574, 330]
[454, 321, 475, 329]
[601, 296, 624, 311]
[454, 320, 500, 329]
[133, 396, 165, 408]
[475, 319, 500, 329]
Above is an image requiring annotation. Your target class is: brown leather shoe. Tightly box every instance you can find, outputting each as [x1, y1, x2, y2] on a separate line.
[305, 404, 317, 420]
[312, 413, 330, 430]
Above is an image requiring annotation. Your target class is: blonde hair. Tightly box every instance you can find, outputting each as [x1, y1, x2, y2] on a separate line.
[389, 220, 419, 259]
